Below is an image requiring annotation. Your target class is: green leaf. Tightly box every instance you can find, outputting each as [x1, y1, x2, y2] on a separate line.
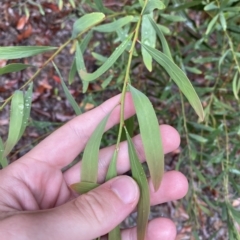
[70, 182, 99, 194]
[129, 84, 164, 191]
[81, 113, 111, 183]
[189, 133, 208, 143]
[0, 46, 57, 60]
[148, 16, 173, 61]
[0, 137, 8, 168]
[92, 52, 108, 63]
[232, 71, 239, 100]
[94, 0, 105, 12]
[108, 226, 121, 240]
[52, 61, 81, 115]
[141, 13, 156, 72]
[0, 63, 32, 75]
[219, 12, 227, 31]
[206, 14, 219, 35]
[105, 151, 118, 181]
[160, 13, 186, 22]
[18, 83, 33, 140]
[142, 0, 165, 15]
[120, 116, 135, 141]
[142, 44, 204, 121]
[101, 75, 113, 89]
[80, 34, 133, 82]
[94, 16, 134, 33]
[68, 58, 77, 85]
[76, 42, 89, 93]
[71, 12, 105, 39]
[4, 91, 24, 157]
[125, 127, 150, 240]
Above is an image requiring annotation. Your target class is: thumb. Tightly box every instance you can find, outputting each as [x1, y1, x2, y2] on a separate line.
[9, 176, 139, 240]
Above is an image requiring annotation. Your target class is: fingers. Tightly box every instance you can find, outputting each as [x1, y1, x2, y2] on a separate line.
[1, 176, 139, 240]
[149, 171, 188, 205]
[63, 124, 180, 184]
[22, 93, 135, 169]
[121, 218, 177, 240]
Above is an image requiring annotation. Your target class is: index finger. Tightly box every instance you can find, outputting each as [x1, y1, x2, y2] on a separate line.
[22, 93, 135, 169]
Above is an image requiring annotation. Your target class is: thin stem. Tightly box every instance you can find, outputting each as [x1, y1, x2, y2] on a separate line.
[115, 16, 142, 150]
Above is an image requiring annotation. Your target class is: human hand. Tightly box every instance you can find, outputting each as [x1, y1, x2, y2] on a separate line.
[0, 93, 188, 240]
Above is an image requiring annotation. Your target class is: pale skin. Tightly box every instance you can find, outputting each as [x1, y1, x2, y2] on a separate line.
[0, 93, 188, 240]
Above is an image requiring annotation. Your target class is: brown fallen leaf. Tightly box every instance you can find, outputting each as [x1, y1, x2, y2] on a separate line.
[16, 15, 28, 30]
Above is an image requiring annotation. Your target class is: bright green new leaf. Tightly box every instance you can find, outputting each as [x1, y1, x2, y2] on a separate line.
[148, 16, 173, 61]
[125, 127, 150, 240]
[18, 83, 33, 140]
[142, 44, 204, 121]
[71, 12, 105, 39]
[141, 13, 156, 72]
[0, 63, 32, 75]
[94, 16, 134, 33]
[0, 137, 8, 168]
[80, 34, 133, 82]
[142, 0, 165, 15]
[70, 182, 99, 194]
[4, 91, 24, 157]
[0, 46, 57, 60]
[129, 84, 164, 191]
[52, 61, 81, 115]
[81, 113, 111, 183]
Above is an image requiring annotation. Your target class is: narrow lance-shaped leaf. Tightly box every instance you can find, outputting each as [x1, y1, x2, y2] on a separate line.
[70, 182, 100, 194]
[148, 16, 173, 61]
[142, 0, 165, 15]
[105, 150, 118, 181]
[125, 127, 150, 240]
[0, 137, 8, 168]
[69, 31, 93, 85]
[81, 113, 111, 183]
[52, 61, 81, 115]
[0, 46, 57, 60]
[105, 151, 121, 240]
[141, 13, 156, 72]
[142, 44, 204, 121]
[80, 33, 133, 82]
[129, 84, 164, 191]
[205, 14, 219, 35]
[76, 42, 89, 93]
[68, 58, 77, 85]
[71, 12, 105, 39]
[94, 16, 134, 33]
[232, 71, 239, 100]
[18, 83, 33, 140]
[0, 63, 32, 75]
[4, 91, 24, 157]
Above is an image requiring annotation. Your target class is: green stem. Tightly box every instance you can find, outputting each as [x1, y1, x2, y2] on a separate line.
[115, 16, 142, 151]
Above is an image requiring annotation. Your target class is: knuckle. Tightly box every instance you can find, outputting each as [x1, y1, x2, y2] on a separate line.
[73, 191, 106, 225]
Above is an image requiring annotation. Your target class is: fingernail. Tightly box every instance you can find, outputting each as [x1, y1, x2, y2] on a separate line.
[111, 176, 139, 204]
